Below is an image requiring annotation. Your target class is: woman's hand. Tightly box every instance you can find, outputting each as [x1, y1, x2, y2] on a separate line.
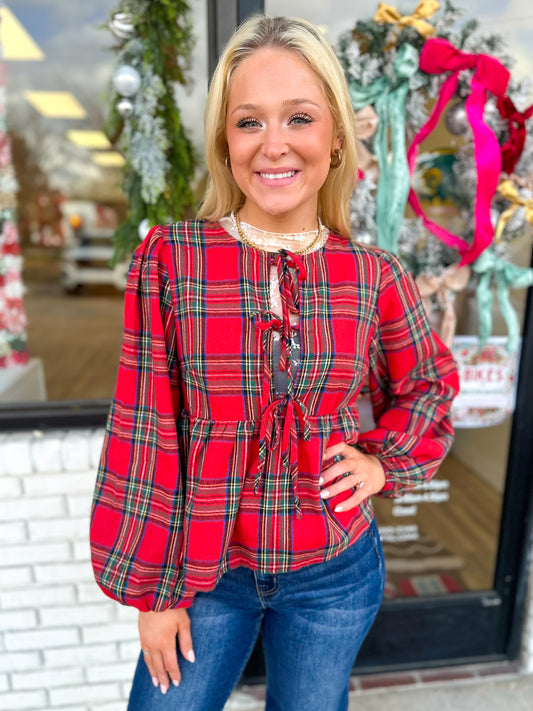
[138, 608, 195, 694]
[321, 442, 385, 512]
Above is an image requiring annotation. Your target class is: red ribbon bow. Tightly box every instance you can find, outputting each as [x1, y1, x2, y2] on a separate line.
[407, 37, 510, 265]
[497, 96, 533, 175]
[255, 395, 310, 518]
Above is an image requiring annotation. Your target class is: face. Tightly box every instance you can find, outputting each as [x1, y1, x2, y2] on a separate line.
[225, 47, 341, 232]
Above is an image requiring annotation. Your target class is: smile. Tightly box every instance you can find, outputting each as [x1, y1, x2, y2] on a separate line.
[259, 171, 297, 180]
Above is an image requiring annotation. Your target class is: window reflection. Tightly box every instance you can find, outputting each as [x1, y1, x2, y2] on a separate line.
[4, 0, 207, 403]
[5, 0, 533, 603]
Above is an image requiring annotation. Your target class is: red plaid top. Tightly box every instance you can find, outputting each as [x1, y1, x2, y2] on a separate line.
[90, 221, 458, 612]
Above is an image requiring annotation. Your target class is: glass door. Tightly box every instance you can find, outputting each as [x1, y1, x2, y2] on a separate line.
[239, 0, 533, 673]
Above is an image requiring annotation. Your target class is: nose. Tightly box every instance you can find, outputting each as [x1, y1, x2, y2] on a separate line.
[262, 124, 288, 161]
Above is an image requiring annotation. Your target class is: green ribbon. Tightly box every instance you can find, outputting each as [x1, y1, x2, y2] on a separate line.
[349, 43, 419, 254]
[472, 248, 533, 354]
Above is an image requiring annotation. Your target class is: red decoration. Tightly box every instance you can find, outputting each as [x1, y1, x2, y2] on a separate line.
[497, 96, 533, 174]
[407, 37, 510, 266]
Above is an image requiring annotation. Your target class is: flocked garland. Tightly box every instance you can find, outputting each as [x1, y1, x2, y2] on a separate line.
[337, 0, 533, 353]
[105, 1, 198, 264]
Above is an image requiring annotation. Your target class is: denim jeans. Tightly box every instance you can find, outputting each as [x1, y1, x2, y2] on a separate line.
[128, 518, 385, 711]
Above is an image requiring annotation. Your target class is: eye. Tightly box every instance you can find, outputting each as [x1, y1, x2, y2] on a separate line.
[289, 112, 313, 125]
[236, 116, 262, 128]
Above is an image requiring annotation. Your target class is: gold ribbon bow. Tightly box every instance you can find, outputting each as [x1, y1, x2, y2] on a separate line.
[495, 179, 533, 241]
[416, 264, 471, 347]
[374, 0, 440, 39]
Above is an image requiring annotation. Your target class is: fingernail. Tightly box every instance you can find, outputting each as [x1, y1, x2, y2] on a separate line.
[161, 685, 168, 695]
[334, 505, 344, 512]
[318, 477, 324, 486]
[187, 650, 196, 663]
[152, 677, 159, 688]
[320, 489, 329, 499]
[172, 679, 180, 687]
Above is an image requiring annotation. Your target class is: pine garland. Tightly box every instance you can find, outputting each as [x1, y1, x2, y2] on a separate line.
[106, 0, 198, 263]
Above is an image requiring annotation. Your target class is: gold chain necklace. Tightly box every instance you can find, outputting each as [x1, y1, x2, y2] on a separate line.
[233, 208, 324, 255]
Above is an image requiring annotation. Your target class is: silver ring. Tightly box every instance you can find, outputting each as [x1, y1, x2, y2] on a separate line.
[353, 475, 366, 491]
[143, 650, 151, 656]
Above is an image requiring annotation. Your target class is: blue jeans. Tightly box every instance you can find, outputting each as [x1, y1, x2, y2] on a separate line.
[128, 519, 385, 711]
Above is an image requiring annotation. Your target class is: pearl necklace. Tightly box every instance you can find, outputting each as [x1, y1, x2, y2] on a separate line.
[233, 208, 324, 255]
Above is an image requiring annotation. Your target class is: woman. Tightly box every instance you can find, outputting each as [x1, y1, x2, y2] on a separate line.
[91, 15, 458, 711]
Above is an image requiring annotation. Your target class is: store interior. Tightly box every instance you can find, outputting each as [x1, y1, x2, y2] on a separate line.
[3, 1, 530, 603]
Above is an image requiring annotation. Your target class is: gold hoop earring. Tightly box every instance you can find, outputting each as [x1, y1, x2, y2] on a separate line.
[330, 149, 342, 169]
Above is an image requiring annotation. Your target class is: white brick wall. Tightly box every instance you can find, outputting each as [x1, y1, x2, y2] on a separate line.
[1, 427, 532, 711]
[0, 428, 138, 711]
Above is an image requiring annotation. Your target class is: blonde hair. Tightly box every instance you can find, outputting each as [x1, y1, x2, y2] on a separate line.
[196, 15, 357, 238]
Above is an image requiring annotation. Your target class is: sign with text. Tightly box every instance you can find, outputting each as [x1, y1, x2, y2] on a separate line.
[450, 336, 520, 428]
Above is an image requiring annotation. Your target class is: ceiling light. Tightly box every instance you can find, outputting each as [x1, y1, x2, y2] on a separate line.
[67, 130, 111, 149]
[92, 151, 125, 167]
[25, 91, 87, 119]
[0, 6, 44, 60]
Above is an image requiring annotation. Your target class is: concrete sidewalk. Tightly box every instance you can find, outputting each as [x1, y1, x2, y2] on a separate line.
[224, 666, 533, 710]
[346, 673, 533, 710]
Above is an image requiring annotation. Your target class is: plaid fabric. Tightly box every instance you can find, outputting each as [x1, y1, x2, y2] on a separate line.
[90, 221, 458, 611]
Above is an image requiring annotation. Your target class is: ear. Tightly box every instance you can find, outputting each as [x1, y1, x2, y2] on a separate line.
[331, 131, 343, 154]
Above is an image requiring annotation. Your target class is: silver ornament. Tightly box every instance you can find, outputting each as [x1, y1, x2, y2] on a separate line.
[484, 99, 504, 133]
[112, 65, 141, 98]
[445, 101, 468, 136]
[116, 97, 134, 118]
[110, 12, 135, 40]
[138, 218, 151, 241]
[484, 99, 497, 120]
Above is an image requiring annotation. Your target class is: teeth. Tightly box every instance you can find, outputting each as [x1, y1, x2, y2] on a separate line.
[260, 171, 296, 180]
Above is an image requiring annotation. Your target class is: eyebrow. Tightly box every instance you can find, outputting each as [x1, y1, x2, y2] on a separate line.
[230, 98, 321, 114]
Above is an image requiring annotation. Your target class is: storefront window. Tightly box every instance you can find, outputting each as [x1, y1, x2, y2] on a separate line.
[2, 1, 207, 403]
[4, 0, 532, 605]
[265, 0, 533, 599]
